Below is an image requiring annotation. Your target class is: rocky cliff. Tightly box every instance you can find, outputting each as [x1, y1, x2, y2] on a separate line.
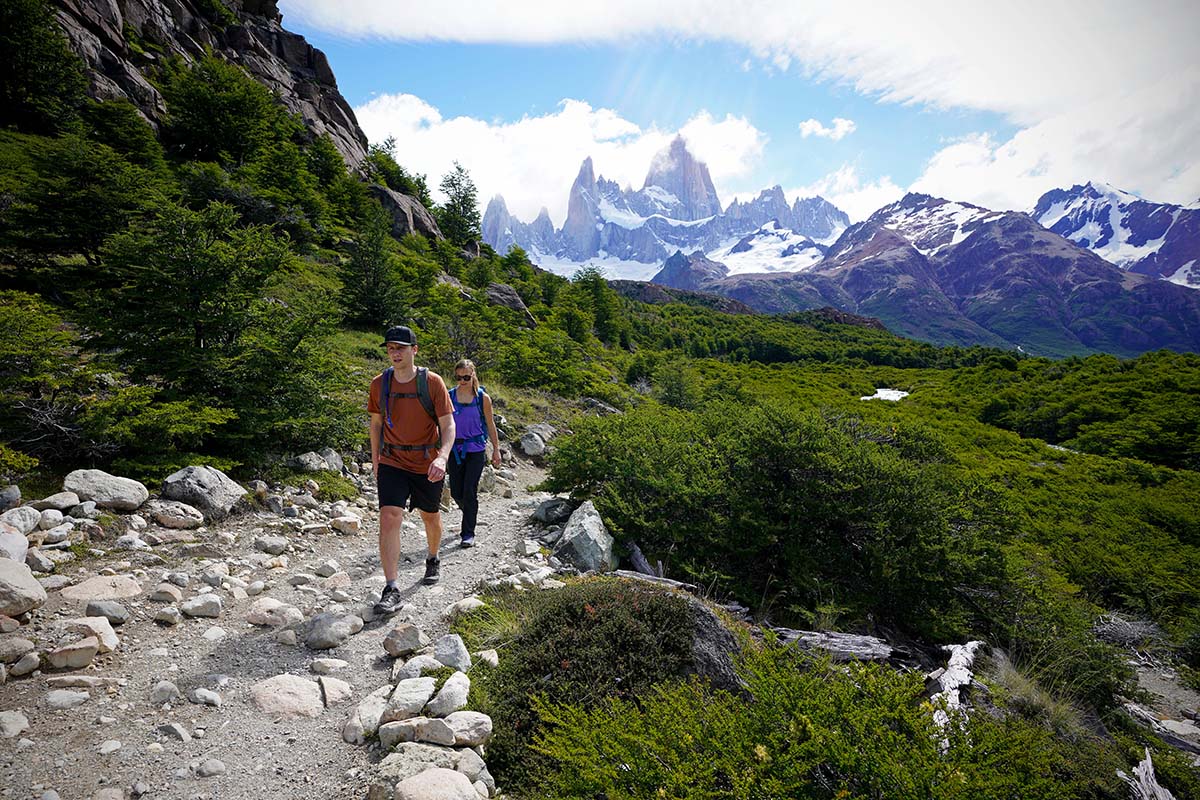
[50, 0, 368, 166]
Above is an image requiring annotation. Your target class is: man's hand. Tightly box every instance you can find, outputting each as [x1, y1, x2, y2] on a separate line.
[372, 459, 379, 479]
[427, 455, 447, 482]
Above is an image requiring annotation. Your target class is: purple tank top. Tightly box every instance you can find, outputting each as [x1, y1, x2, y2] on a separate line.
[450, 389, 487, 451]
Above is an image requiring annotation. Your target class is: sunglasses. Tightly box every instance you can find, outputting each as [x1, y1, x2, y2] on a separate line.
[455, 375, 473, 382]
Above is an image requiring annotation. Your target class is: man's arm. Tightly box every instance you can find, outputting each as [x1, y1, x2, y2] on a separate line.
[369, 413, 383, 478]
[427, 412, 455, 482]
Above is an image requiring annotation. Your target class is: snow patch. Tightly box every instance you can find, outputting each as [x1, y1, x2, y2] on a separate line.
[1166, 259, 1199, 288]
[860, 388, 909, 401]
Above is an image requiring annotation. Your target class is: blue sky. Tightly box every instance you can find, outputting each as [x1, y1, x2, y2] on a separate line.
[279, 1, 1198, 224]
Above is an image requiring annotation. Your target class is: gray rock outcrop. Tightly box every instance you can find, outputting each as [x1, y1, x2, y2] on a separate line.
[161, 466, 245, 520]
[551, 500, 617, 572]
[484, 283, 537, 328]
[369, 186, 443, 241]
[62, 470, 148, 511]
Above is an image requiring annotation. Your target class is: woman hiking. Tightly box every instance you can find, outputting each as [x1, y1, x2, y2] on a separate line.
[447, 359, 501, 548]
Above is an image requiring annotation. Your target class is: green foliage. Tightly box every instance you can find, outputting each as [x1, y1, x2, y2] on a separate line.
[0, 0, 88, 134]
[571, 265, 627, 345]
[256, 467, 358, 501]
[436, 161, 481, 247]
[79, 100, 168, 171]
[361, 137, 431, 208]
[159, 54, 301, 165]
[2, 133, 167, 265]
[532, 644, 1124, 799]
[0, 443, 39, 482]
[544, 402, 1000, 641]
[195, 0, 237, 28]
[341, 203, 405, 324]
[450, 579, 695, 792]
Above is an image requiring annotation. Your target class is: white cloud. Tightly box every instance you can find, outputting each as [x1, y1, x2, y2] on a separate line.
[286, 0, 1200, 209]
[791, 165, 904, 223]
[798, 117, 856, 141]
[354, 95, 766, 225]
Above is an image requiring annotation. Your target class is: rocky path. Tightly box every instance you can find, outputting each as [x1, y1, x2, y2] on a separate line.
[1, 458, 556, 800]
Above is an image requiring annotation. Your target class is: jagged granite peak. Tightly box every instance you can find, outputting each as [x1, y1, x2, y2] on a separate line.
[561, 157, 602, 259]
[792, 196, 852, 245]
[1033, 181, 1200, 288]
[481, 195, 515, 253]
[50, 0, 368, 166]
[651, 249, 730, 291]
[641, 135, 722, 221]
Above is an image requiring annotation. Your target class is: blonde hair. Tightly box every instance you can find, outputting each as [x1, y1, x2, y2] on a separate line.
[453, 359, 480, 395]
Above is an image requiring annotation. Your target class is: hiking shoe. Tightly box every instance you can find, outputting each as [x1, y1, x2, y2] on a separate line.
[422, 556, 440, 585]
[460, 534, 475, 549]
[373, 584, 403, 617]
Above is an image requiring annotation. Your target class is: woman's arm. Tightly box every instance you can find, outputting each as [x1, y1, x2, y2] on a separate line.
[483, 393, 501, 467]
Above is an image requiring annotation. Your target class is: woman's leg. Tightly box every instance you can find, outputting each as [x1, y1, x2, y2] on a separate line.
[447, 452, 466, 509]
[459, 451, 486, 539]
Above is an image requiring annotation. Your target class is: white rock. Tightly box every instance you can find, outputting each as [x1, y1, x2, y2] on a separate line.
[181, 594, 223, 618]
[0, 507, 41, 535]
[63, 470, 148, 511]
[519, 432, 546, 457]
[46, 689, 90, 709]
[161, 466, 245, 520]
[383, 677, 437, 724]
[393, 654, 444, 682]
[394, 767, 478, 800]
[65, 617, 120, 653]
[444, 711, 493, 747]
[246, 597, 303, 628]
[474, 650, 499, 668]
[311, 658, 348, 674]
[31, 492, 78, 511]
[155, 607, 182, 626]
[47, 637, 99, 669]
[330, 516, 361, 534]
[149, 680, 181, 704]
[38, 509, 64, 530]
[0, 710, 29, 738]
[0, 528, 28, 563]
[551, 500, 618, 573]
[190, 688, 222, 707]
[98, 739, 121, 755]
[201, 626, 226, 642]
[425, 672, 469, 718]
[150, 583, 183, 603]
[305, 611, 363, 649]
[148, 500, 205, 530]
[342, 684, 392, 744]
[250, 674, 324, 718]
[319, 675, 353, 707]
[433, 634, 472, 672]
[441, 596, 486, 620]
[10, 651, 39, 676]
[59, 575, 141, 602]
[41, 522, 73, 544]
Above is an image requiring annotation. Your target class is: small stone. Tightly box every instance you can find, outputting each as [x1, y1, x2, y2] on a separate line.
[155, 607, 182, 626]
[382, 677, 437, 724]
[60, 575, 142, 602]
[46, 689, 90, 709]
[66, 617, 120, 654]
[314, 559, 340, 577]
[181, 594, 222, 618]
[0, 709, 29, 738]
[319, 676, 353, 707]
[98, 739, 121, 755]
[84, 601, 130, 626]
[425, 671, 470, 717]
[196, 758, 226, 777]
[38, 509, 64, 530]
[201, 626, 226, 642]
[246, 597, 303, 628]
[47, 637, 100, 669]
[0, 636, 35, 663]
[441, 596, 486, 620]
[246, 580, 266, 596]
[310, 658, 348, 675]
[33, 492, 81, 512]
[444, 711, 493, 747]
[250, 674, 324, 718]
[190, 688, 222, 707]
[158, 722, 190, 742]
[150, 680, 181, 705]
[393, 768, 477, 800]
[0, 614, 19, 633]
[254, 536, 289, 556]
[304, 611, 363, 650]
[474, 649, 499, 668]
[11, 651, 40, 677]
[392, 654, 443, 682]
[330, 516, 361, 534]
[167, 572, 190, 588]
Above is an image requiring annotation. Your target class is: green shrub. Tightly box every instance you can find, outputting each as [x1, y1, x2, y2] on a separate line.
[532, 643, 1124, 799]
[256, 468, 358, 502]
[450, 579, 695, 792]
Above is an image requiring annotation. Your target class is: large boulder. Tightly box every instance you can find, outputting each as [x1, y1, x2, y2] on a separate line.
[1, 507, 42, 536]
[368, 185, 443, 241]
[0, 559, 48, 617]
[394, 768, 477, 800]
[0, 527, 29, 563]
[551, 500, 617, 573]
[62, 470, 148, 511]
[485, 282, 537, 328]
[161, 466, 245, 521]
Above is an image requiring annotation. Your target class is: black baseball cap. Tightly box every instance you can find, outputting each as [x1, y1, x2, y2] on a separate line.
[382, 326, 416, 346]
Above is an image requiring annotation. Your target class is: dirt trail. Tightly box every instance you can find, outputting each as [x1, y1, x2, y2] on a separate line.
[1, 460, 549, 800]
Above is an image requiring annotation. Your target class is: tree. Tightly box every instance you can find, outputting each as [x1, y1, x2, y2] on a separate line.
[571, 265, 625, 345]
[94, 201, 293, 392]
[341, 203, 404, 324]
[436, 161, 481, 248]
[362, 137, 432, 208]
[0, 0, 88, 135]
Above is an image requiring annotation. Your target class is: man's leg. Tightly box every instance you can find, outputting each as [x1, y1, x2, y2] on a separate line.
[419, 508, 442, 558]
[378, 505, 404, 583]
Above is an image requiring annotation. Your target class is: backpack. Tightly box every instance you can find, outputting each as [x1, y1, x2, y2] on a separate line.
[380, 366, 437, 430]
[449, 386, 490, 464]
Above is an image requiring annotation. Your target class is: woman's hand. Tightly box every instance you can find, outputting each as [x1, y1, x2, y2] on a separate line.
[492, 451, 502, 468]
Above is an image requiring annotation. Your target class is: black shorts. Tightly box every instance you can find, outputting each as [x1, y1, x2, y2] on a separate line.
[377, 464, 443, 513]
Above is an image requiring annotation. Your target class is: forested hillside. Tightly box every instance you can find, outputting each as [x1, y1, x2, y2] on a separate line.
[3, 1, 1200, 796]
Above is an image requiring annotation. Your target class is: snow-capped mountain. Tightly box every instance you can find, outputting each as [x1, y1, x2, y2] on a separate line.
[650, 192, 1200, 358]
[1033, 182, 1200, 288]
[715, 220, 825, 274]
[481, 136, 849, 277]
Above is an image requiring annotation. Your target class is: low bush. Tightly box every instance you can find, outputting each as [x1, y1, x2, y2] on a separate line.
[450, 579, 695, 792]
[532, 643, 1125, 799]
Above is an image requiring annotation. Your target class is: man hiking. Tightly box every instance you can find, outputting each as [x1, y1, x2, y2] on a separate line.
[367, 326, 455, 616]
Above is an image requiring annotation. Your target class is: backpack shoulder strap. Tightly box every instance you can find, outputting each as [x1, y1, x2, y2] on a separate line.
[380, 367, 395, 428]
[415, 367, 437, 420]
[476, 388, 487, 428]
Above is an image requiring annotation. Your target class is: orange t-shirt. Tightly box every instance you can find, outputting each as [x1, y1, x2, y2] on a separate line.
[367, 369, 453, 473]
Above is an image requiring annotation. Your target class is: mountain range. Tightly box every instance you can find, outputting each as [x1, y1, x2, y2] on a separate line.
[651, 194, 1200, 357]
[481, 136, 850, 275]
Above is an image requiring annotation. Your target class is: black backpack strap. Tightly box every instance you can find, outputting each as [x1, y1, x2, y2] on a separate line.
[381, 367, 395, 429]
